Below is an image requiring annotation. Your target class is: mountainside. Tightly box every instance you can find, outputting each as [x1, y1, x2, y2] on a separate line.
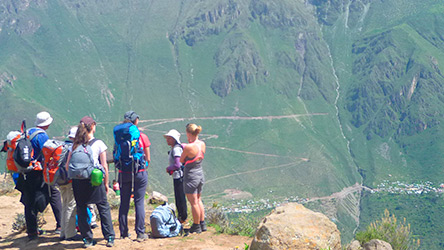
[1, 0, 444, 248]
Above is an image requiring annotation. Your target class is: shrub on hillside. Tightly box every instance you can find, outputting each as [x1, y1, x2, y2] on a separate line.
[206, 203, 259, 237]
[12, 213, 46, 232]
[355, 209, 420, 250]
[0, 174, 15, 195]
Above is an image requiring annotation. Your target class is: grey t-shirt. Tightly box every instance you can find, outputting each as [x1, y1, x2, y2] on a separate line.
[169, 144, 183, 179]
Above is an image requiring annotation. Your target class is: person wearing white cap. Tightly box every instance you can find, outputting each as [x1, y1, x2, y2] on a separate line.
[58, 126, 82, 241]
[16, 111, 62, 240]
[164, 129, 188, 223]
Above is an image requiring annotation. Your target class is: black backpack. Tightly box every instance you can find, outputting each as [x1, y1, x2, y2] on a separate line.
[13, 121, 44, 172]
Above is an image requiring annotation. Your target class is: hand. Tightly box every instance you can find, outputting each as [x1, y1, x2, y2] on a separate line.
[105, 184, 109, 194]
[166, 168, 173, 175]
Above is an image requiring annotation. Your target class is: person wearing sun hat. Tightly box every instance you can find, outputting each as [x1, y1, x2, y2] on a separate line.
[164, 129, 187, 223]
[15, 111, 63, 240]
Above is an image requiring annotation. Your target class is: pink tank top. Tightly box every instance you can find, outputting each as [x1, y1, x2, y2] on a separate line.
[184, 140, 205, 166]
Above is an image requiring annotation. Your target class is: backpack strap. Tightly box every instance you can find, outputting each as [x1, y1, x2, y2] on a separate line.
[165, 205, 178, 226]
[88, 138, 103, 165]
[88, 138, 98, 146]
[82, 144, 96, 167]
[27, 128, 46, 163]
[28, 128, 45, 141]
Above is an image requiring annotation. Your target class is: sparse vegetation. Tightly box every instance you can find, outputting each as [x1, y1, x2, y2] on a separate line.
[206, 204, 259, 237]
[12, 213, 46, 232]
[355, 209, 420, 250]
[0, 174, 15, 195]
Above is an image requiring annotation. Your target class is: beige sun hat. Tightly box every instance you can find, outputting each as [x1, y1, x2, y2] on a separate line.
[163, 129, 181, 144]
[35, 111, 53, 127]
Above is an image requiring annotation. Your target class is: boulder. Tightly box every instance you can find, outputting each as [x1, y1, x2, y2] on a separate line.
[148, 191, 168, 204]
[251, 203, 341, 250]
[363, 239, 392, 250]
[347, 240, 362, 250]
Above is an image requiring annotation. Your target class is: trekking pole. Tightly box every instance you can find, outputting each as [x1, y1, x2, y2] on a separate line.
[131, 158, 135, 194]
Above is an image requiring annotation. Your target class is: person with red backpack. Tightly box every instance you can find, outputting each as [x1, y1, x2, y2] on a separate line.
[15, 112, 62, 240]
[114, 111, 149, 242]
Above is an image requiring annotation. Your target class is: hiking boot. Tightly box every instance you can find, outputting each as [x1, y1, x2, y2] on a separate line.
[189, 223, 202, 234]
[200, 221, 207, 232]
[120, 233, 131, 239]
[82, 238, 97, 248]
[54, 227, 62, 234]
[106, 236, 115, 247]
[28, 233, 38, 241]
[136, 233, 148, 242]
[91, 223, 99, 229]
[66, 234, 83, 241]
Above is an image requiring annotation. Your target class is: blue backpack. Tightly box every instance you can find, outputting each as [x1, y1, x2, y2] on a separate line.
[150, 203, 182, 238]
[113, 122, 145, 172]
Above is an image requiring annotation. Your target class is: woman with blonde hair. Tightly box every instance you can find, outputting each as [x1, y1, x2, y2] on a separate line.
[180, 123, 206, 233]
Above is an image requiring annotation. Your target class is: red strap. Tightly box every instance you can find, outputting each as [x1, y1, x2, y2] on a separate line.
[118, 169, 145, 173]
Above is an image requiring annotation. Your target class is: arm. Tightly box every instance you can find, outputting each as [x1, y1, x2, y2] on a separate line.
[180, 144, 188, 164]
[201, 141, 206, 155]
[144, 146, 150, 165]
[65, 151, 72, 171]
[99, 151, 109, 193]
[166, 156, 181, 173]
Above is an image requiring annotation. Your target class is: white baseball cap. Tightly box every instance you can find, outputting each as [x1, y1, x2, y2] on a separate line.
[68, 126, 78, 139]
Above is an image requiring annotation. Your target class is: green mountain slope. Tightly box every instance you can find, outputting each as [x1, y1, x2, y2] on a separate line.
[313, 0, 444, 248]
[0, 0, 360, 237]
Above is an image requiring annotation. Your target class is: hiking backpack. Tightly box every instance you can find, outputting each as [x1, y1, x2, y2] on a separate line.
[10, 121, 45, 173]
[68, 141, 99, 180]
[2, 131, 22, 173]
[150, 203, 182, 238]
[113, 123, 145, 172]
[42, 140, 71, 185]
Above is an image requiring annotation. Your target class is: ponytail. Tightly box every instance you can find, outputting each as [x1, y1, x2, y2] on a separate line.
[72, 122, 94, 150]
[186, 123, 202, 136]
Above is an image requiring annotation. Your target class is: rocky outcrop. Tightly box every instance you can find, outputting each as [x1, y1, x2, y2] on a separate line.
[363, 239, 392, 250]
[347, 240, 362, 250]
[211, 34, 267, 97]
[346, 239, 393, 250]
[148, 191, 168, 205]
[173, 0, 242, 47]
[251, 203, 341, 250]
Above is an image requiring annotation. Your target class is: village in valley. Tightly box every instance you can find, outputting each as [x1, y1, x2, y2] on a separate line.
[220, 181, 444, 214]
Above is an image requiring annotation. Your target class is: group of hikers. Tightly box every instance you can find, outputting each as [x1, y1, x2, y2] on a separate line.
[1, 111, 207, 248]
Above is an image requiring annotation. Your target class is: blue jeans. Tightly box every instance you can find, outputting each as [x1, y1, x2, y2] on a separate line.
[118, 170, 148, 236]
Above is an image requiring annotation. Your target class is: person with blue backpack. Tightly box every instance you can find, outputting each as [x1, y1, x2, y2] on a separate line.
[66, 116, 115, 248]
[113, 111, 149, 242]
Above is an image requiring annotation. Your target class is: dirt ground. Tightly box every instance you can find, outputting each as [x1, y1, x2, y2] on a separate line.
[0, 190, 251, 250]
